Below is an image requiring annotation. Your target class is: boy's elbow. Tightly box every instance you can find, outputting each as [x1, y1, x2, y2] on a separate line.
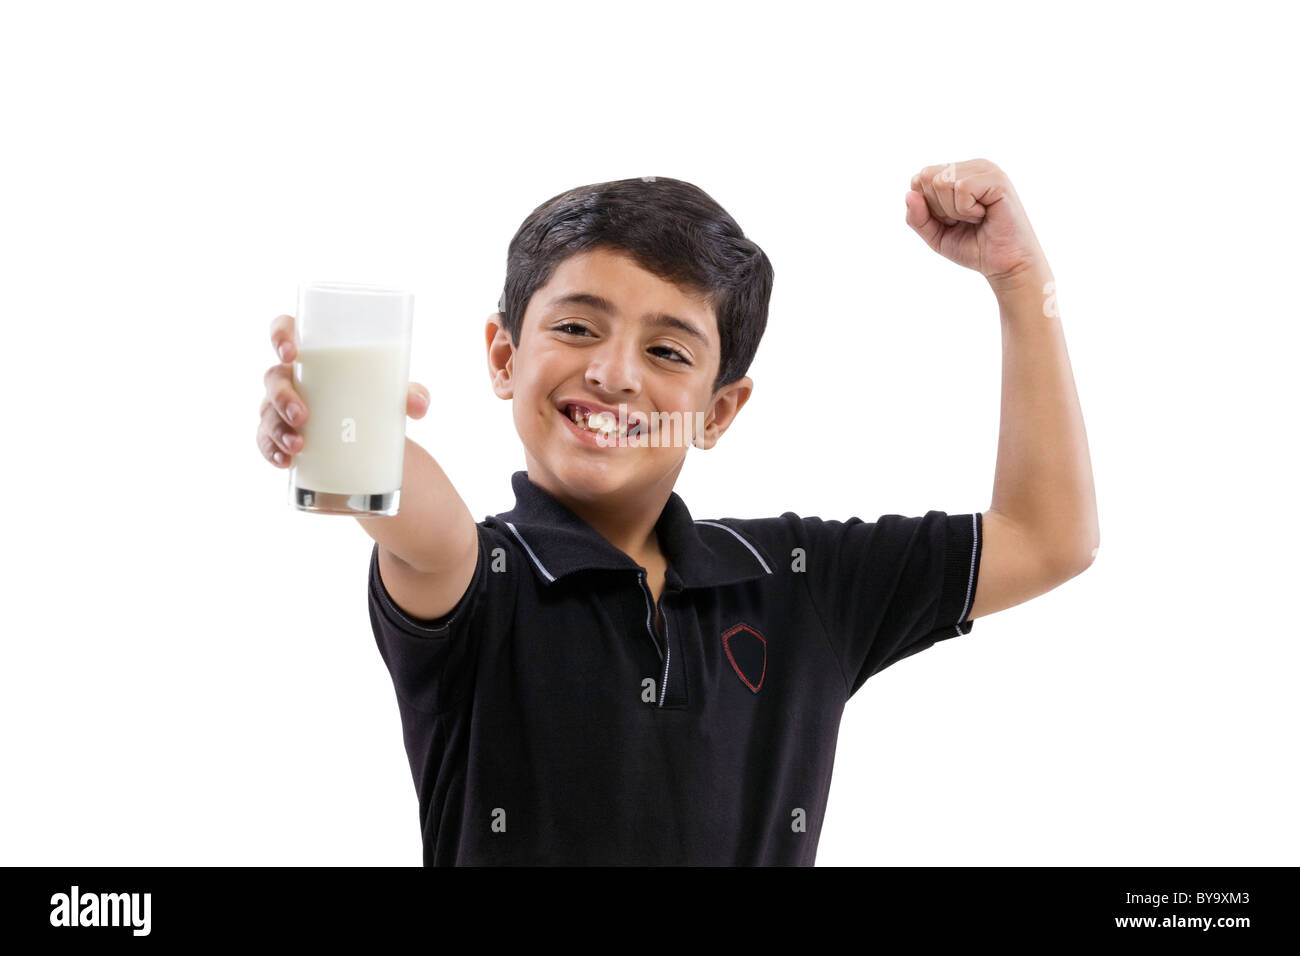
[1063, 538, 1099, 579]
[1039, 528, 1098, 582]
[1060, 512, 1100, 578]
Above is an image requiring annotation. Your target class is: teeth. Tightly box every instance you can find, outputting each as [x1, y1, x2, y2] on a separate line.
[566, 404, 629, 437]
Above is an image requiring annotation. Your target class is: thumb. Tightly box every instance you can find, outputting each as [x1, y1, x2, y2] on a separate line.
[904, 189, 944, 249]
[407, 382, 431, 419]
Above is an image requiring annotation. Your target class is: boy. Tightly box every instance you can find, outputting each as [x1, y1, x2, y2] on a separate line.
[258, 161, 1099, 865]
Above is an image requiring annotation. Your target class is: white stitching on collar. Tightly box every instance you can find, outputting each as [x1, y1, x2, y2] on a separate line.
[504, 521, 555, 582]
[694, 520, 773, 575]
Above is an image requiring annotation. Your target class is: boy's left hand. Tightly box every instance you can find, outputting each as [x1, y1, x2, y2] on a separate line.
[906, 159, 1049, 292]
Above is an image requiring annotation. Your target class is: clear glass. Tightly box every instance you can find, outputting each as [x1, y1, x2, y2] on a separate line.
[288, 282, 414, 516]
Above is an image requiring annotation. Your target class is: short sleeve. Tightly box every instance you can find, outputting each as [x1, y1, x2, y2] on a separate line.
[794, 510, 983, 698]
[366, 528, 488, 715]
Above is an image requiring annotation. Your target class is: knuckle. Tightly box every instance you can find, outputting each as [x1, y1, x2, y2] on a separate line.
[280, 390, 306, 420]
[272, 423, 295, 453]
[270, 316, 296, 356]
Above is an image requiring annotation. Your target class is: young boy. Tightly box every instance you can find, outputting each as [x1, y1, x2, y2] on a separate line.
[258, 161, 1099, 865]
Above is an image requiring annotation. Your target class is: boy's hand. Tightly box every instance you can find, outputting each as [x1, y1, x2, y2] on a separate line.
[257, 313, 432, 468]
[905, 159, 1049, 292]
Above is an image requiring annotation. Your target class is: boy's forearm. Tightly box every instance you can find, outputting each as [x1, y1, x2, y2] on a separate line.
[988, 268, 1099, 571]
[354, 437, 475, 573]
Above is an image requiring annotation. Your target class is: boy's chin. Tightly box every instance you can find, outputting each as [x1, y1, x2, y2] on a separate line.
[550, 455, 634, 487]
[545, 452, 672, 497]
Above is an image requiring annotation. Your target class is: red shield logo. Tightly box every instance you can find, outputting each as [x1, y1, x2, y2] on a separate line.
[722, 623, 767, 693]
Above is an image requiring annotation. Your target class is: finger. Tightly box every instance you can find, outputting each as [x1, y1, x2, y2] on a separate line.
[260, 402, 302, 458]
[407, 382, 431, 419]
[937, 161, 993, 222]
[258, 428, 289, 467]
[270, 314, 297, 364]
[937, 162, 968, 222]
[262, 364, 309, 428]
[920, 164, 961, 226]
[951, 169, 1006, 219]
[257, 416, 298, 467]
[920, 177, 955, 226]
[924, 163, 963, 224]
[947, 160, 1005, 223]
[910, 166, 946, 224]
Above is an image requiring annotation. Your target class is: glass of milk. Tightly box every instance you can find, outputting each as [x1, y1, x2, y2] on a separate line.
[288, 282, 414, 516]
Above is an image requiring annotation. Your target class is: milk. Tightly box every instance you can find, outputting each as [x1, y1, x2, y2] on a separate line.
[290, 342, 410, 495]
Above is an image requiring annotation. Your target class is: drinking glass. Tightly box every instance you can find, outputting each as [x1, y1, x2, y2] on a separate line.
[288, 282, 414, 516]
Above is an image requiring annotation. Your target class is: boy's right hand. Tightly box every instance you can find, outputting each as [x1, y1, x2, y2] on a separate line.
[258, 313, 432, 468]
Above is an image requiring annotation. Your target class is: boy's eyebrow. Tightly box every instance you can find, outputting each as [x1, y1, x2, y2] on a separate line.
[546, 292, 710, 347]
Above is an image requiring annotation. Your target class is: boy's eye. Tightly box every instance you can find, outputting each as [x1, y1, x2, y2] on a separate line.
[650, 346, 691, 365]
[555, 323, 691, 366]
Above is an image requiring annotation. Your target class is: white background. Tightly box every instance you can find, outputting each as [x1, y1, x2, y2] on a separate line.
[2, 0, 1295, 866]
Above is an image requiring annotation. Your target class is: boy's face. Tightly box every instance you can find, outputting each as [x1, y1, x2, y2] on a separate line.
[485, 246, 752, 509]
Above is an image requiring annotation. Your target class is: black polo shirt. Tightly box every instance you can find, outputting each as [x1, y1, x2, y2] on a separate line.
[367, 470, 983, 865]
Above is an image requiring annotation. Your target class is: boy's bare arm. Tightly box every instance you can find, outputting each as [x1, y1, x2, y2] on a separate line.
[357, 435, 477, 570]
[906, 160, 1100, 621]
[989, 270, 1098, 550]
[357, 439, 478, 621]
[971, 271, 1098, 619]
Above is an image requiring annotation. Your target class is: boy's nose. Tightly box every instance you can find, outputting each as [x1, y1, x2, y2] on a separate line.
[584, 340, 642, 396]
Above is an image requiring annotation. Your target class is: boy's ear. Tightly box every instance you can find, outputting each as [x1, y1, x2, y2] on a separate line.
[485, 312, 514, 399]
[694, 376, 753, 450]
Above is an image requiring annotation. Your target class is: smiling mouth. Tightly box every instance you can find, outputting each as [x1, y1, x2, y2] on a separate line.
[562, 403, 646, 439]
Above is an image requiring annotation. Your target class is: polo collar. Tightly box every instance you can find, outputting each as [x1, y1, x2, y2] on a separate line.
[486, 470, 776, 591]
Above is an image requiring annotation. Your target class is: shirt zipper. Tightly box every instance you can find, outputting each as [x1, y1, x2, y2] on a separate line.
[636, 570, 670, 709]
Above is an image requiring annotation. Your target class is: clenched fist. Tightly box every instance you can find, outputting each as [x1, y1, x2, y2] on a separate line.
[905, 158, 1051, 293]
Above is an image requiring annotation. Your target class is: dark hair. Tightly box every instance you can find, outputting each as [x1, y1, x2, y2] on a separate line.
[498, 176, 774, 394]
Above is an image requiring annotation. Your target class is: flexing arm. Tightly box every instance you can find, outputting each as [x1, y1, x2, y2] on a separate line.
[971, 268, 1099, 619]
[906, 160, 1099, 620]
